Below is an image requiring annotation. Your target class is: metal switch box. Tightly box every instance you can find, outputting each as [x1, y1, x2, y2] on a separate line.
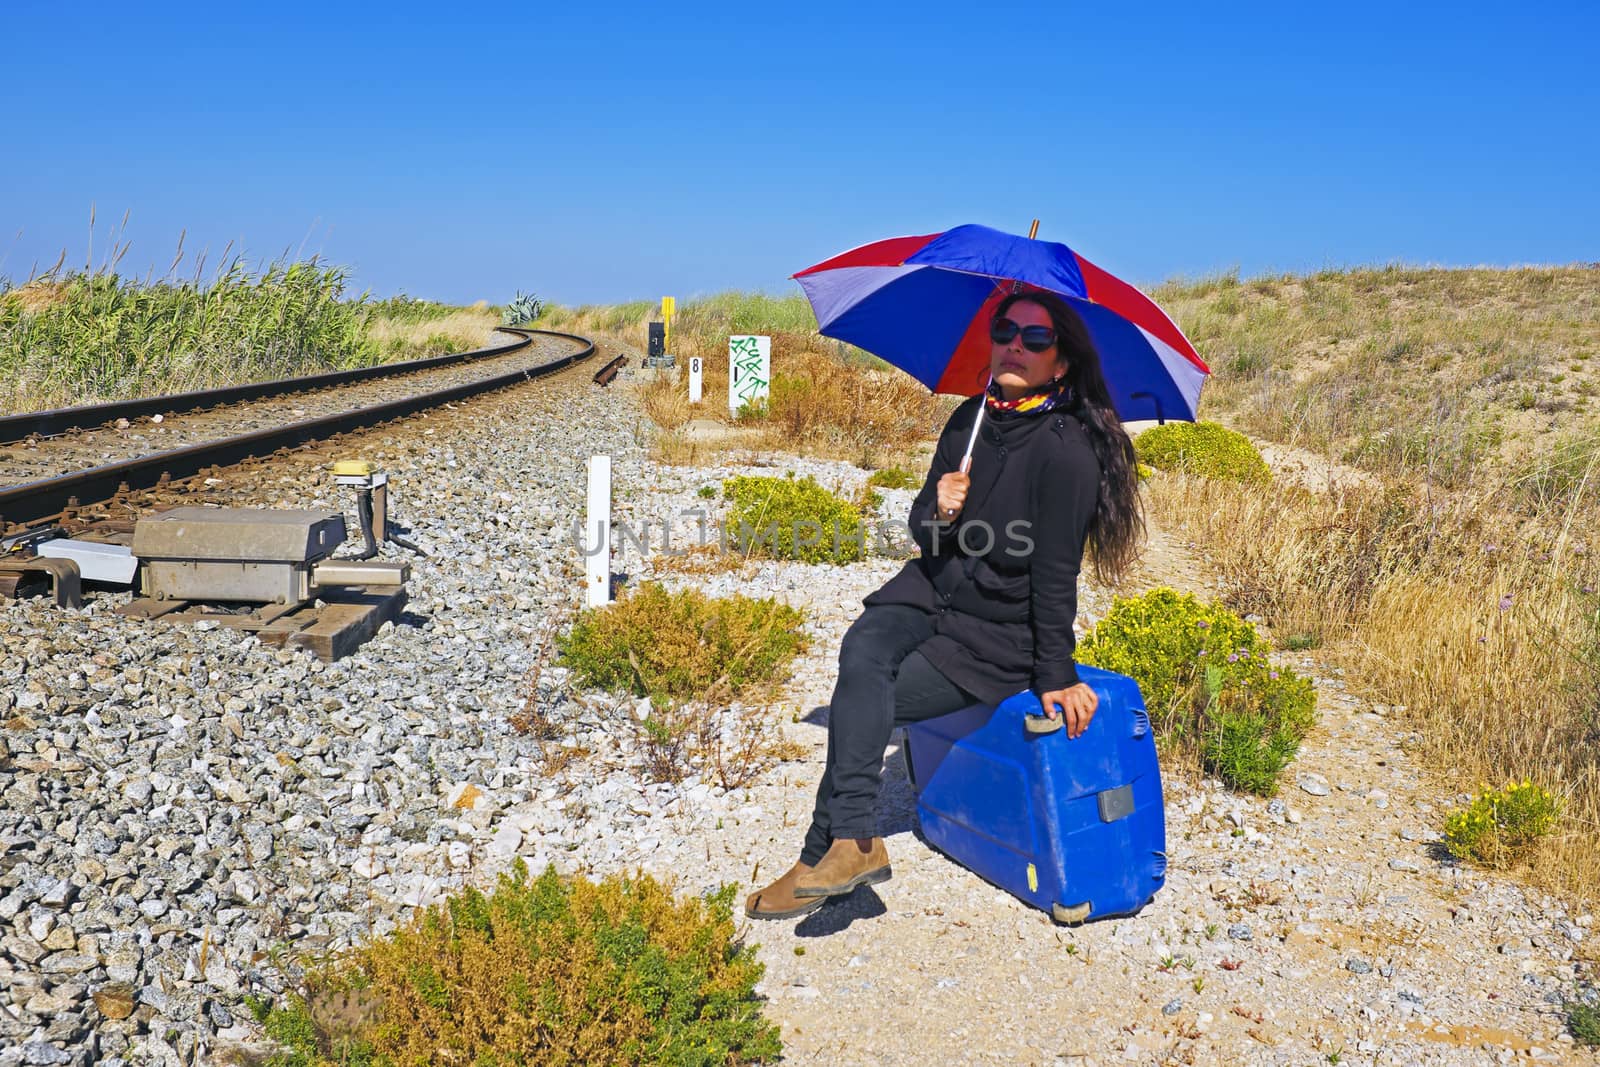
[132, 507, 348, 603]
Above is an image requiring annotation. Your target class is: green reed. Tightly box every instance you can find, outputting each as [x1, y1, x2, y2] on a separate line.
[1, 258, 384, 413]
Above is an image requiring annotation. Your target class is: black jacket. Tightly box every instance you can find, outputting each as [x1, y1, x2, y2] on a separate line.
[864, 395, 1101, 704]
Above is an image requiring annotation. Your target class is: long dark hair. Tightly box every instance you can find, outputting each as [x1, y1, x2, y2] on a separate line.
[994, 290, 1144, 584]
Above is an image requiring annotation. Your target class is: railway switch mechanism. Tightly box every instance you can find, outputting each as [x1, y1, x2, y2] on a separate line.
[3, 459, 422, 660]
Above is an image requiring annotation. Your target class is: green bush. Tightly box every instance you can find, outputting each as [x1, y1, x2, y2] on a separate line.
[1078, 588, 1316, 794]
[258, 996, 334, 1067]
[731, 396, 770, 423]
[557, 581, 808, 705]
[1567, 992, 1600, 1047]
[1135, 421, 1270, 484]
[258, 862, 780, 1066]
[722, 474, 867, 564]
[866, 467, 919, 491]
[1442, 781, 1559, 867]
[1200, 705, 1302, 796]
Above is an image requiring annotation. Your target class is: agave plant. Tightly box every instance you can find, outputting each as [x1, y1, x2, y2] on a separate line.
[501, 290, 543, 326]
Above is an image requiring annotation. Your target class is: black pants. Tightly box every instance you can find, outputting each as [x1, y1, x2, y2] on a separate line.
[801, 604, 977, 866]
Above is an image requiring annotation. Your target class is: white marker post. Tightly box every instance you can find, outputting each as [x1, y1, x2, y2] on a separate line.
[728, 335, 770, 417]
[585, 455, 611, 607]
[688, 357, 703, 404]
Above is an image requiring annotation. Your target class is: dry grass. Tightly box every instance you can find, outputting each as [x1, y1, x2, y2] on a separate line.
[541, 292, 823, 361]
[758, 349, 945, 465]
[638, 351, 945, 469]
[1157, 265, 1600, 485]
[1135, 264, 1600, 901]
[638, 701, 809, 789]
[652, 542, 745, 577]
[362, 302, 498, 358]
[546, 292, 948, 469]
[1146, 475, 1428, 647]
[1, 280, 72, 314]
[641, 373, 693, 430]
[1146, 468, 1600, 900]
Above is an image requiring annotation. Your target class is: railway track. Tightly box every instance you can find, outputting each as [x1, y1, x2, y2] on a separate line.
[0, 328, 583, 487]
[0, 327, 542, 445]
[0, 327, 603, 532]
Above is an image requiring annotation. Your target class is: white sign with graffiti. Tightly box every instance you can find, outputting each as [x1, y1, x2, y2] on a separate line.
[728, 335, 770, 416]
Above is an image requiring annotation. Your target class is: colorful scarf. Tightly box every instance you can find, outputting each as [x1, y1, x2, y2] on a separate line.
[984, 378, 1073, 416]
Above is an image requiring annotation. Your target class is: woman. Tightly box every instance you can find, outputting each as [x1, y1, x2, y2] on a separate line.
[746, 290, 1144, 920]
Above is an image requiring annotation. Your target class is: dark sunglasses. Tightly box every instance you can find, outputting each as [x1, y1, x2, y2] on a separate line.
[989, 317, 1057, 352]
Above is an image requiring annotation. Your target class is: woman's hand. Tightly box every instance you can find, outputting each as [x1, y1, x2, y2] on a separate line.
[935, 471, 970, 521]
[1038, 683, 1099, 738]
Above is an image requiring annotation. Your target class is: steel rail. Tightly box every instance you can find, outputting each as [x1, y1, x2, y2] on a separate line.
[0, 326, 538, 444]
[592, 354, 627, 386]
[0, 328, 594, 530]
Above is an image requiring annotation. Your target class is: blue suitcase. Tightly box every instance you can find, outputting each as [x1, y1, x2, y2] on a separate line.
[902, 664, 1167, 923]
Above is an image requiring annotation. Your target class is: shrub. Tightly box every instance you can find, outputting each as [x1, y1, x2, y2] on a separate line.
[1567, 992, 1600, 1047]
[1442, 781, 1560, 867]
[259, 862, 780, 1066]
[252, 989, 377, 1067]
[256, 996, 331, 1066]
[731, 396, 770, 423]
[722, 474, 867, 564]
[1078, 588, 1316, 794]
[557, 581, 808, 706]
[1135, 422, 1270, 484]
[632, 700, 808, 788]
[866, 467, 919, 491]
[1200, 704, 1302, 797]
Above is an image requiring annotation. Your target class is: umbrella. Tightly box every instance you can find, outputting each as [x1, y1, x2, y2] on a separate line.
[792, 223, 1209, 431]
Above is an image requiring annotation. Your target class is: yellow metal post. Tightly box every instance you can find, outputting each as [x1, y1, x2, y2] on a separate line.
[661, 296, 676, 353]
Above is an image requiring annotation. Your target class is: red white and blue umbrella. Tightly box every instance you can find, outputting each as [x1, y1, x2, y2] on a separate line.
[792, 223, 1208, 424]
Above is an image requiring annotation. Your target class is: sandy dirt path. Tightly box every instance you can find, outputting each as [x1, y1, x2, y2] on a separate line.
[649, 501, 1593, 1066]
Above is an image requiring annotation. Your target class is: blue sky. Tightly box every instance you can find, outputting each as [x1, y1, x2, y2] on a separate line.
[4, 1, 1596, 305]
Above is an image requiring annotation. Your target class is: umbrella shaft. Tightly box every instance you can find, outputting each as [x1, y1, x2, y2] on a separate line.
[960, 405, 985, 473]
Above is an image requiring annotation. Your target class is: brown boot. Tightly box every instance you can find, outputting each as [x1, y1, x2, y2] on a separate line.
[792, 838, 891, 899]
[745, 862, 827, 920]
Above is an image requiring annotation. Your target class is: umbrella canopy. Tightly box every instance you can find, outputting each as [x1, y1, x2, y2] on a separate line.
[793, 223, 1208, 423]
